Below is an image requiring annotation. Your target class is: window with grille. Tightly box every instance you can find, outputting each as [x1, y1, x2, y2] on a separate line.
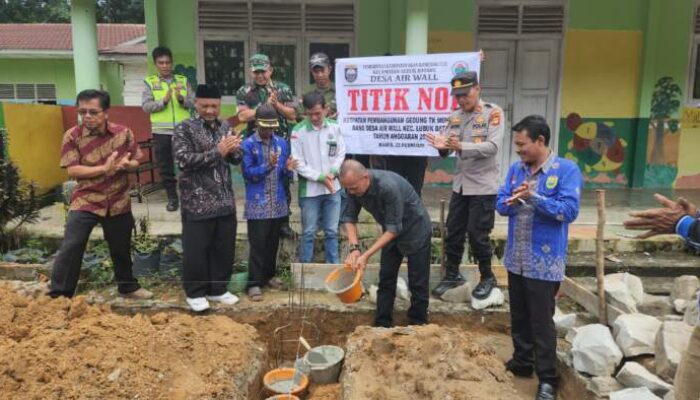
[0, 83, 57, 102]
[477, 3, 564, 35]
[197, 0, 355, 96]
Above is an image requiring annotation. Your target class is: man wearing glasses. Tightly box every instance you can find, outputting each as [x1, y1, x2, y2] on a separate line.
[49, 90, 153, 300]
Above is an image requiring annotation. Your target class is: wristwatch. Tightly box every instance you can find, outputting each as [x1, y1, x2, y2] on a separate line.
[349, 244, 361, 253]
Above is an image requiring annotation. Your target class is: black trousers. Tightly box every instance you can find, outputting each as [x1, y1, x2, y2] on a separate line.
[247, 217, 284, 288]
[375, 237, 431, 327]
[508, 272, 560, 387]
[153, 133, 177, 200]
[444, 192, 496, 278]
[49, 211, 140, 297]
[182, 214, 236, 298]
[382, 155, 428, 197]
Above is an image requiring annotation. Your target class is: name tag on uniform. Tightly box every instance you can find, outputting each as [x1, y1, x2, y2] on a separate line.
[328, 140, 338, 157]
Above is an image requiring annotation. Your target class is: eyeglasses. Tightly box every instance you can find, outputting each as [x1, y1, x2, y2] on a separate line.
[78, 109, 103, 116]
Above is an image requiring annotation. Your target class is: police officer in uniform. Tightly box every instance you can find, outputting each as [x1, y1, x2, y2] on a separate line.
[236, 53, 297, 237]
[142, 46, 195, 212]
[427, 71, 504, 300]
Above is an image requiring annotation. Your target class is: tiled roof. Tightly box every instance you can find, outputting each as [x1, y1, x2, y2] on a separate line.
[0, 23, 145, 53]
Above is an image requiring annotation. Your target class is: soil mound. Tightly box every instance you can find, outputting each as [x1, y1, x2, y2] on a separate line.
[0, 286, 264, 400]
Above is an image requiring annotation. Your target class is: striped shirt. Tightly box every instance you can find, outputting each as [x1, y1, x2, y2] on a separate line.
[60, 122, 139, 217]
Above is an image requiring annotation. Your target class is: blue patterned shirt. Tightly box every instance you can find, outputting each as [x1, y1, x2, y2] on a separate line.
[496, 152, 583, 282]
[675, 213, 700, 323]
[241, 132, 291, 220]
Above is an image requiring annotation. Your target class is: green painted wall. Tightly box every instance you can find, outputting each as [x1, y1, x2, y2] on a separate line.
[0, 59, 76, 104]
[0, 59, 125, 105]
[429, 0, 473, 31]
[568, 0, 647, 30]
[357, 0, 391, 56]
[152, 0, 196, 70]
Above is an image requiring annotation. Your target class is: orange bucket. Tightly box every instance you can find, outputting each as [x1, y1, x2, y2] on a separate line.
[263, 368, 309, 396]
[325, 266, 363, 303]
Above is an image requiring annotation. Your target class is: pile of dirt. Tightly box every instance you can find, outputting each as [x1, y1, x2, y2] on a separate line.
[341, 324, 520, 400]
[307, 383, 341, 400]
[0, 286, 265, 399]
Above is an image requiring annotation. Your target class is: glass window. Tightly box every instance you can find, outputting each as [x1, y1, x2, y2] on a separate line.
[258, 43, 297, 93]
[693, 43, 700, 100]
[308, 42, 350, 84]
[203, 40, 245, 96]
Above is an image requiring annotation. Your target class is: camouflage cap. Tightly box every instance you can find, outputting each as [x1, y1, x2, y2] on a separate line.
[309, 52, 331, 69]
[250, 53, 271, 72]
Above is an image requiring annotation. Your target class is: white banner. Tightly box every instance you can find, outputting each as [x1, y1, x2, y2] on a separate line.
[335, 52, 481, 156]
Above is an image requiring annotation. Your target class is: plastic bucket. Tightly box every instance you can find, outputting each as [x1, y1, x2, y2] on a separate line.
[265, 395, 299, 400]
[263, 368, 309, 396]
[303, 345, 345, 384]
[324, 266, 363, 303]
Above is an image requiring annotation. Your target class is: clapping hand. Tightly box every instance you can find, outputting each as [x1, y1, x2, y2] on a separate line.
[324, 173, 336, 194]
[286, 156, 299, 171]
[116, 152, 132, 171]
[103, 151, 119, 176]
[426, 133, 449, 150]
[506, 181, 531, 206]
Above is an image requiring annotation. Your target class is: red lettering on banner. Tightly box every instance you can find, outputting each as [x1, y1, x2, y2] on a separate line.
[418, 88, 432, 111]
[348, 89, 360, 111]
[384, 88, 392, 110]
[369, 89, 382, 111]
[360, 90, 369, 111]
[434, 87, 449, 111]
[394, 88, 409, 111]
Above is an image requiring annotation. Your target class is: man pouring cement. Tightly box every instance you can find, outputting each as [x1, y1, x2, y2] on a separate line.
[340, 159, 431, 327]
[427, 71, 504, 301]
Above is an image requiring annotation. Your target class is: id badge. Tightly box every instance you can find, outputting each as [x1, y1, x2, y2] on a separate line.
[328, 141, 337, 157]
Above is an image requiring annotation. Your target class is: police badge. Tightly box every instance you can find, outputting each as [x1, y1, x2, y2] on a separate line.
[345, 65, 358, 83]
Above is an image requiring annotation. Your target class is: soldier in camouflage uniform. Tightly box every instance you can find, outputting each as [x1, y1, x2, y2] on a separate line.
[236, 53, 297, 137]
[427, 71, 504, 301]
[236, 53, 297, 237]
[297, 52, 337, 119]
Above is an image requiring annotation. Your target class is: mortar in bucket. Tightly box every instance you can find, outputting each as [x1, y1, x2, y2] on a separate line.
[325, 266, 363, 303]
[265, 395, 300, 400]
[263, 368, 308, 396]
[302, 345, 345, 384]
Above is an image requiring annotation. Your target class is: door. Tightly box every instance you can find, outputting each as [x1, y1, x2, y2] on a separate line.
[478, 38, 560, 178]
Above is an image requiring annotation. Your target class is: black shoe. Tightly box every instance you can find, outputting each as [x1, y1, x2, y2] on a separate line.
[280, 224, 295, 239]
[431, 273, 466, 297]
[505, 359, 533, 377]
[471, 276, 497, 300]
[535, 383, 557, 400]
[166, 199, 179, 212]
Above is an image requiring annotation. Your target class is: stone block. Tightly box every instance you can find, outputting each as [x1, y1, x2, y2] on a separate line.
[609, 387, 661, 400]
[655, 320, 693, 381]
[605, 272, 644, 313]
[470, 287, 504, 310]
[683, 298, 699, 327]
[613, 313, 661, 357]
[670, 275, 699, 303]
[572, 324, 623, 376]
[615, 361, 672, 397]
[440, 281, 471, 303]
[586, 376, 624, 398]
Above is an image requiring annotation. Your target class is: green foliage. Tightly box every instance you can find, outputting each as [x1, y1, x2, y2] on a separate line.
[276, 263, 293, 290]
[651, 77, 682, 120]
[0, 0, 144, 23]
[81, 240, 113, 290]
[132, 216, 159, 254]
[0, 159, 41, 249]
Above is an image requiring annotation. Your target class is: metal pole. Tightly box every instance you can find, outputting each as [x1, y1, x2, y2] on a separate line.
[596, 189, 607, 325]
[440, 198, 446, 275]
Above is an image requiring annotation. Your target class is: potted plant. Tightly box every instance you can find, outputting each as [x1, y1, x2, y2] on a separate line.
[228, 260, 249, 294]
[131, 216, 161, 277]
[159, 238, 183, 280]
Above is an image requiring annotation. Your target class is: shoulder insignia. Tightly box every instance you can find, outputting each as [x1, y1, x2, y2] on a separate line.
[546, 175, 558, 189]
[490, 110, 501, 126]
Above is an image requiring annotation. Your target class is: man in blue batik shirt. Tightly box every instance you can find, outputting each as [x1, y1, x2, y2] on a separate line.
[496, 115, 582, 400]
[624, 194, 700, 400]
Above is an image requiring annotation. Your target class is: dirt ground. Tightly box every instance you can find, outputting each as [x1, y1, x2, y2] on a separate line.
[0, 286, 264, 400]
[307, 383, 341, 399]
[340, 324, 522, 400]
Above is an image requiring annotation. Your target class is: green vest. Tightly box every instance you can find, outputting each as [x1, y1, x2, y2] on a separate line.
[145, 74, 190, 129]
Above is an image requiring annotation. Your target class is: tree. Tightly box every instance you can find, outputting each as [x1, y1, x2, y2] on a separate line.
[649, 77, 682, 165]
[0, 0, 144, 23]
[0, 158, 40, 250]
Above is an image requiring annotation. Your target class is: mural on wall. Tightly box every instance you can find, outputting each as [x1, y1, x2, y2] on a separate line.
[562, 112, 629, 186]
[645, 76, 682, 187]
[675, 107, 700, 189]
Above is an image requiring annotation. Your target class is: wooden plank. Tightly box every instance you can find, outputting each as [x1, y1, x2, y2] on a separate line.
[562, 276, 625, 324]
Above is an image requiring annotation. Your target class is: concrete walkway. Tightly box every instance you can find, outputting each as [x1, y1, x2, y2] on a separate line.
[26, 184, 700, 252]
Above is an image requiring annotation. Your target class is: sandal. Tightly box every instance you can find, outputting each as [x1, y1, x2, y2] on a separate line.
[247, 286, 263, 302]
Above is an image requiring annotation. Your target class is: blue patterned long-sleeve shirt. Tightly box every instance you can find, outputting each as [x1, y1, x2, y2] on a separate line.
[241, 131, 291, 220]
[496, 152, 583, 282]
[675, 213, 700, 323]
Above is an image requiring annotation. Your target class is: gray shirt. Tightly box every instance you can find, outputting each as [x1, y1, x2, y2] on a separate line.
[341, 169, 432, 255]
[441, 100, 504, 195]
[141, 76, 195, 135]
